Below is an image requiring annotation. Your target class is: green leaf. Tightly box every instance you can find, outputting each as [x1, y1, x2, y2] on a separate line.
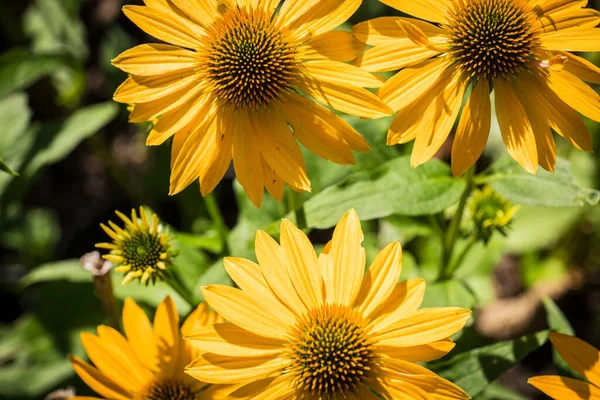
[477, 382, 528, 400]
[0, 92, 31, 178]
[178, 230, 224, 254]
[193, 260, 234, 300]
[430, 330, 549, 397]
[485, 156, 600, 207]
[543, 297, 579, 379]
[301, 156, 466, 229]
[0, 157, 18, 176]
[19, 259, 89, 288]
[0, 49, 68, 98]
[420, 279, 476, 310]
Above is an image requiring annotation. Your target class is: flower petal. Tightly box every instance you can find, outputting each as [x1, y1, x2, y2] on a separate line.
[232, 115, 264, 208]
[181, 302, 223, 337]
[379, 340, 455, 362]
[352, 16, 445, 46]
[285, 0, 361, 37]
[112, 44, 198, 76]
[378, 0, 450, 23]
[198, 113, 234, 196]
[170, 0, 218, 27]
[153, 296, 181, 379]
[546, 68, 600, 122]
[113, 71, 198, 104]
[304, 60, 384, 88]
[229, 376, 295, 399]
[557, 51, 600, 84]
[549, 332, 600, 387]
[541, 28, 600, 52]
[529, 376, 600, 400]
[69, 356, 131, 400]
[186, 353, 289, 384]
[368, 279, 426, 331]
[261, 157, 285, 202]
[303, 31, 366, 62]
[353, 39, 442, 72]
[122, 297, 158, 372]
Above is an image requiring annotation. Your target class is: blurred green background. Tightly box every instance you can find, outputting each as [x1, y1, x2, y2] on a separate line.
[0, 0, 599, 399]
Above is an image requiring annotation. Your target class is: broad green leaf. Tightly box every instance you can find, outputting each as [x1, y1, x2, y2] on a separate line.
[429, 330, 549, 398]
[178, 230, 223, 253]
[478, 382, 528, 400]
[0, 49, 67, 98]
[485, 156, 600, 207]
[543, 297, 579, 379]
[420, 279, 476, 310]
[0, 92, 31, 178]
[302, 156, 466, 229]
[19, 259, 89, 288]
[0, 157, 18, 176]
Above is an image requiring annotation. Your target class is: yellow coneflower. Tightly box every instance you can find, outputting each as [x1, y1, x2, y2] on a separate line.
[112, 0, 392, 208]
[353, 0, 599, 176]
[185, 210, 471, 398]
[96, 207, 177, 285]
[529, 332, 600, 399]
[69, 296, 228, 400]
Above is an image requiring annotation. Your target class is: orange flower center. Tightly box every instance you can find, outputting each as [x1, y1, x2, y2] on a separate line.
[288, 304, 376, 398]
[140, 380, 198, 400]
[446, 0, 539, 79]
[202, 6, 300, 109]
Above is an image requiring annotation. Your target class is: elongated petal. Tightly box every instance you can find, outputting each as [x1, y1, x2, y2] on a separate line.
[368, 279, 426, 331]
[112, 44, 198, 76]
[558, 51, 600, 84]
[198, 113, 234, 196]
[549, 332, 600, 387]
[379, 340, 455, 362]
[185, 322, 284, 357]
[304, 60, 384, 88]
[529, 376, 600, 400]
[232, 116, 264, 208]
[352, 17, 446, 46]
[201, 285, 290, 340]
[69, 356, 131, 400]
[353, 39, 442, 72]
[303, 31, 366, 62]
[541, 28, 600, 51]
[375, 379, 430, 400]
[95, 326, 152, 382]
[186, 353, 289, 384]
[229, 376, 295, 399]
[170, 0, 217, 27]
[546, 68, 600, 122]
[131, 82, 203, 124]
[355, 242, 402, 318]
[451, 78, 491, 176]
[538, 7, 600, 32]
[374, 308, 471, 347]
[494, 78, 538, 173]
[153, 296, 181, 379]
[122, 297, 158, 372]
[113, 72, 198, 104]
[286, 0, 361, 37]
[378, 0, 450, 23]
[181, 302, 223, 336]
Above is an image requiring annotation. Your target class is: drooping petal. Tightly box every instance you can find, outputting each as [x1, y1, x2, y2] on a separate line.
[451, 78, 491, 177]
[261, 157, 285, 202]
[549, 332, 600, 387]
[181, 302, 223, 336]
[228, 375, 295, 399]
[353, 39, 442, 72]
[284, 0, 362, 37]
[112, 44, 198, 76]
[186, 353, 289, 384]
[304, 60, 384, 88]
[529, 376, 600, 400]
[540, 28, 600, 52]
[113, 72, 198, 104]
[378, 0, 451, 23]
[303, 31, 366, 62]
[537, 7, 600, 32]
[352, 16, 446, 46]
[379, 340, 455, 362]
[368, 279, 426, 331]
[69, 356, 131, 400]
[546, 68, 600, 122]
[122, 297, 158, 372]
[153, 296, 181, 379]
[198, 112, 234, 196]
[232, 115, 264, 208]
[557, 51, 600, 84]
[170, 0, 218, 27]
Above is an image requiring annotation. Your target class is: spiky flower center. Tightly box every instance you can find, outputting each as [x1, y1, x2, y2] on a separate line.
[141, 380, 198, 400]
[203, 7, 300, 109]
[446, 0, 539, 79]
[288, 304, 376, 398]
[121, 231, 165, 271]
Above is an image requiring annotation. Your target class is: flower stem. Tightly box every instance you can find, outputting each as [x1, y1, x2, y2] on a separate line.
[288, 189, 307, 230]
[439, 169, 475, 280]
[445, 235, 477, 278]
[203, 192, 230, 255]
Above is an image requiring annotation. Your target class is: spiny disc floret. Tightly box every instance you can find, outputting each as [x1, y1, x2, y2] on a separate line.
[289, 304, 376, 398]
[447, 0, 539, 79]
[121, 232, 163, 270]
[204, 7, 299, 109]
[142, 380, 198, 400]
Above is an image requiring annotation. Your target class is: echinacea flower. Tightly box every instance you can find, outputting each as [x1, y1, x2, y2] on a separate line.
[529, 332, 600, 399]
[69, 296, 227, 400]
[353, 0, 599, 176]
[185, 210, 471, 399]
[112, 0, 392, 207]
[469, 186, 518, 242]
[96, 207, 178, 285]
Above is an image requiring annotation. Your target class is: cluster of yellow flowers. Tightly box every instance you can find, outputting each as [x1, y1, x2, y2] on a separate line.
[71, 0, 600, 398]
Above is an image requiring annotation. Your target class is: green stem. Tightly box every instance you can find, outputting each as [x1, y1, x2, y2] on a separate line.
[445, 235, 477, 278]
[165, 274, 196, 308]
[288, 189, 307, 230]
[439, 169, 475, 280]
[203, 192, 230, 255]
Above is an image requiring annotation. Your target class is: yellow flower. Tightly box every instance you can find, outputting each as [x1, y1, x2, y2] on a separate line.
[69, 296, 227, 400]
[529, 332, 600, 399]
[185, 210, 471, 398]
[112, 0, 392, 208]
[96, 207, 177, 285]
[353, 0, 599, 176]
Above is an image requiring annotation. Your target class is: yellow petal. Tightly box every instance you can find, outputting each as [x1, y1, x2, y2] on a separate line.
[327, 210, 365, 306]
[279, 219, 323, 309]
[129, 81, 203, 124]
[368, 279, 426, 331]
[541, 28, 600, 51]
[546, 68, 600, 122]
[232, 115, 264, 208]
[229, 376, 294, 399]
[530, 0, 587, 16]
[185, 322, 284, 357]
[153, 296, 181, 379]
[353, 39, 442, 72]
[374, 307, 471, 347]
[261, 156, 285, 203]
[112, 44, 198, 76]
[122, 297, 158, 372]
[201, 285, 290, 340]
[379, 57, 449, 112]
[285, 0, 361, 37]
[69, 356, 131, 400]
[113, 72, 198, 104]
[303, 31, 366, 62]
[95, 326, 152, 382]
[538, 7, 600, 32]
[352, 16, 446, 46]
[122, 5, 201, 50]
[378, 0, 450, 23]
[280, 96, 355, 165]
[494, 78, 538, 174]
[451, 78, 491, 177]
[252, 111, 310, 192]
[304, 60, 384, 88]
[529, 376, 600, 400]
[170, 0, 218, 27]
[223, 257, 296, 325]
[379, 340, 455, 362]
[299, 76, 392, 118]
[354, 242, 402, 318]
[549, 332, 600, 387]
[186, 353, 289, 384]
[410, 69, 466, 167]
[557, 51, 600, 84]
[151, 93, 212, 144]
[374, 379, 430, 400]
[181, 302, 223, 337]
[198, 115, 234, 196]
[254, 230, 308, 315]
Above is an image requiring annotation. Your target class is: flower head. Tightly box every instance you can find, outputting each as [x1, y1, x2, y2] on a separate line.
[70, 296, 227, 400]
[354, 0, 599, 176]
[96, 207, 177, 285]
[529, 332, 600, 399]
[185, 210, 471, 398]
[469, 186, 518, 242]
[112, 0, 392, 208]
